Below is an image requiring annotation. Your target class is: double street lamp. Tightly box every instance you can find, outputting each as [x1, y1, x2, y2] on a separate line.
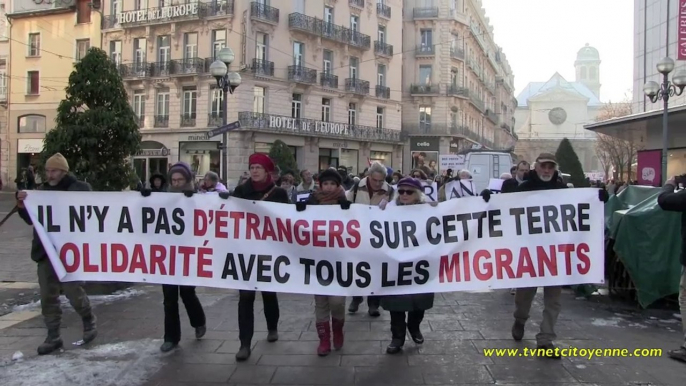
[643, 57, 686, 185]
[209, 47, 242, 184]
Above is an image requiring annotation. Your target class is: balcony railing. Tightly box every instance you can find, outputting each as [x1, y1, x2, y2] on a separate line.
[410, 84, 437, 94]
[470, 94, 485, 112]
[238, 111, 402, 143]
[119, 62, 150, 78]
[450, 47, 465, 60]
[102, 1, 233, 29]
[172, 58, 206, 75]
[345, 78, 370, 95]
[485, 109, 498, 124]
[0, 89, 6, 102]
[150, 61, 171, 77]
[154, 115, 169, 128]
[377, 3, 391, 18]
[413, 7, 438, 19]
[320, 73, 338, 88]
[288, 65, 317, 84]
[134, 115, 145, 127]
[208, 113, 223, 127]
[446, 85, 469, 97]
[250, 1, 279, 24]
[415, 45, 435, 56]
[374, 41, 393, 57]
[288, 13, 371, 50]
[252, 58, 274, 76]
[180, 114, 197, 127]
[349, 0, 364, 8]
[375, 85, 390, 99]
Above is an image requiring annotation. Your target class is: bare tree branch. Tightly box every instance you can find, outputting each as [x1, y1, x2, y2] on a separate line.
[594, 95, 641, 181]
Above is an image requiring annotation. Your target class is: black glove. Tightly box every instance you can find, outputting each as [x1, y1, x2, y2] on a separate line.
[183, 190, 194, 198]
[480, 189, 491, 203]
[598, 189, 609, 203]
[219, 192, 230, 200]
[340, 200, 351, 210]
[296, 202, 307, 212]
[140, 188, 152, 197]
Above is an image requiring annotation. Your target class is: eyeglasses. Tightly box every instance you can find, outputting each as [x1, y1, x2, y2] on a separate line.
[412, 175, 421, 178]
[397, 189, 414, 195]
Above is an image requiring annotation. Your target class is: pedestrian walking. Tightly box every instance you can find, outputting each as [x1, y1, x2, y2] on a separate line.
[295, 169, 351, 356]
[377, 177, 434, 354]
[657, 175, 686, 363]
[15, 153, 97, 355]
[345, 161, 395, 317]
[228, 153, 290, 361]
[141, 162, 207, 352]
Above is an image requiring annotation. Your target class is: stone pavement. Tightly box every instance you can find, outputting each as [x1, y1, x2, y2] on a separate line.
[1, 284, 685, 386]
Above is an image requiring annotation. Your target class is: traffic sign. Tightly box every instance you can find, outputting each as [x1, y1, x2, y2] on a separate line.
[207, 120, 241, 137]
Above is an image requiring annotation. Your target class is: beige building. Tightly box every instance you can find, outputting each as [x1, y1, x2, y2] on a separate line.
[102, 0, 403, 186]
[2, 0, 99, 189]
[0, 1, 8, 186]
[401, 0, 517, 174]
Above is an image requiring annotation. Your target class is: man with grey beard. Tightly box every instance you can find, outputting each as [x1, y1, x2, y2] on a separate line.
[511, 153, 567, 359]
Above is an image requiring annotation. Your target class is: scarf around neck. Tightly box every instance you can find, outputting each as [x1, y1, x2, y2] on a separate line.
[251, 174, 273, 192]
[313, 186, 345, 204]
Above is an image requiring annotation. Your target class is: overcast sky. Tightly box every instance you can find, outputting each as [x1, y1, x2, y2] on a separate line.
[481, 0, 633, 103]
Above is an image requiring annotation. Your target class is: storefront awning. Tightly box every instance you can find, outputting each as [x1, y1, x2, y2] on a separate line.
[584, 104, 686, 145]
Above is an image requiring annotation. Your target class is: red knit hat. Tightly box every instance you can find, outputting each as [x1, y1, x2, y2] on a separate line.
[249, 153, 275, 172]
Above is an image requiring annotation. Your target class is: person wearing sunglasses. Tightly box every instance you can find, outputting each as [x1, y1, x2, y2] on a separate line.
[377, 177, 434, 354]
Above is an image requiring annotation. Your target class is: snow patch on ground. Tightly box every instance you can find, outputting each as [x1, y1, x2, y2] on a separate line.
[591, 317, 623, 327]
[12, 288, 146, 312]
[0, 339, 165, 386]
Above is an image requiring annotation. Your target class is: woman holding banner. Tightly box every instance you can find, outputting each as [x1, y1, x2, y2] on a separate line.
[295, 168, 352, 356]
[228, 153, 290, 361]
[378, 177, 434, 354]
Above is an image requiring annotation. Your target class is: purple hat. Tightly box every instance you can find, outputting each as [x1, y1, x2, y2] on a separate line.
[397, 177, 422, 191]
[168, 161, 193, 182]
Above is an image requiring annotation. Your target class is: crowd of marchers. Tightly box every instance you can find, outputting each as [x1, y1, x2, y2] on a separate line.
[33, 150, 686, 367]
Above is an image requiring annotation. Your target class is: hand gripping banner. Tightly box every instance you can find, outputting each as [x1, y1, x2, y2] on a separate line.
[23, 189, 605, 296]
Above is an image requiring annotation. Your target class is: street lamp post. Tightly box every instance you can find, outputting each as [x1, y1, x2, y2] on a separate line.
[209, 47, 242, 184]
[643, 57, 686, 185]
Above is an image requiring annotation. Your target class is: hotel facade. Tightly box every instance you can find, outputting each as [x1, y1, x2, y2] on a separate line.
[101, 0, 403, 185]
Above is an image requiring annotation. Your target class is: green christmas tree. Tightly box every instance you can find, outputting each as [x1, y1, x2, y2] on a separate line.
[41, 47, 141, 191]
[268, 140, 298, 178]
[555, 138, 588, 187]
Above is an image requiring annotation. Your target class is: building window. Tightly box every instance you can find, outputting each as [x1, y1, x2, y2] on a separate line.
[184, 33, 198, 60]
[111, 0, 121, 16]
[451, 33, 459, 51]
[376, 107, 384, 129]
[77, 0, 91, 24]
[293, 42, 304, 66]
[183, 88, 197, 118]
[27, 71, 39, 95]
[135, 0, 148, 10]
[349, 57, 358, 79]
[420, 29, 432, 51]
[350, 15, 359, 32]
[450, 111, 458, 127]
[324, 6, 333, 23]
[253, 86, 265, 114]
[28, 33, 40, 57]
[133, 38, 146, 73]
[18, 114, 46, 133]
[155, 91, 169, 126]
[419, 106, 432, 130]
[75, 39, 90, 61]
[157, 35, 170, 71]
[348, 103, 356, 125]
[323, 50, 333, 74]
[419, 65, 432, 84]
[322, 98, 331, 122]
[256, 33, 268, 61]
[451, 67, 459, 86]
[292, 94, 302, 119]
[109, 40, 122, 65]
[0, 58, 6, 100]
[378, 25, 386, 43]
[377, 64, 386, 86]
[133, 90, 145, 121]
[211, 29, 226, 60]
[210, 88, 223, 117]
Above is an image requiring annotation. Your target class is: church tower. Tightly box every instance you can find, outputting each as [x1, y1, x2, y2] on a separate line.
[574, 43, 601, 99]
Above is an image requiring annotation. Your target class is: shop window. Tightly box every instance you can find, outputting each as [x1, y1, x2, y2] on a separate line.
[180, 142, 220, 180]
[18, 114, 46, 133]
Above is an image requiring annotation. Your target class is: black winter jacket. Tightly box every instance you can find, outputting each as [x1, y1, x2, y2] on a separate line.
[517, 170, 567, 192]
[18, 174, 92, 262]
[657, 183, 686, 266]
[231, 178, 290, 203]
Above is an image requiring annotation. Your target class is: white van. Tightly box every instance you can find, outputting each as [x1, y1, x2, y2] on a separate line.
[453, 150, 514, 192]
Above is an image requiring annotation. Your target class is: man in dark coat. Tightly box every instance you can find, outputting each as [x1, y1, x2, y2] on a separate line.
[502, 161, 529, 193]
[657, 176, 686, 363]
[149, 172, 167, 192]
[511, 153, 566, 359]
[15, 153, 97, 355]
[337, 165, 355, 190]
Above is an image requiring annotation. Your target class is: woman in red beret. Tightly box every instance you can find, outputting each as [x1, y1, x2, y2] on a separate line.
[230, 153, 289, 361]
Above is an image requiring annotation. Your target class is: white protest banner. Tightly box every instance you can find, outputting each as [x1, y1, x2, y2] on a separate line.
[488, 178, 504, 192]
[439, 154, 465, 170]
[296, 193, 310, 202]
[421, 181, 438, 202]
[444, 180, 477, 199]
[23, 189, 604, 296]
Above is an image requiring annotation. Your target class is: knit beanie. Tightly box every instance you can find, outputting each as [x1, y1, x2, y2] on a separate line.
[46, 153, 69, 172]
[168, 161, 193, 182]
[318, 168, 342, 186]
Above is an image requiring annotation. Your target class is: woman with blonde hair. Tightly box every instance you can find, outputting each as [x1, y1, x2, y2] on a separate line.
[378, 177, 434, 354]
